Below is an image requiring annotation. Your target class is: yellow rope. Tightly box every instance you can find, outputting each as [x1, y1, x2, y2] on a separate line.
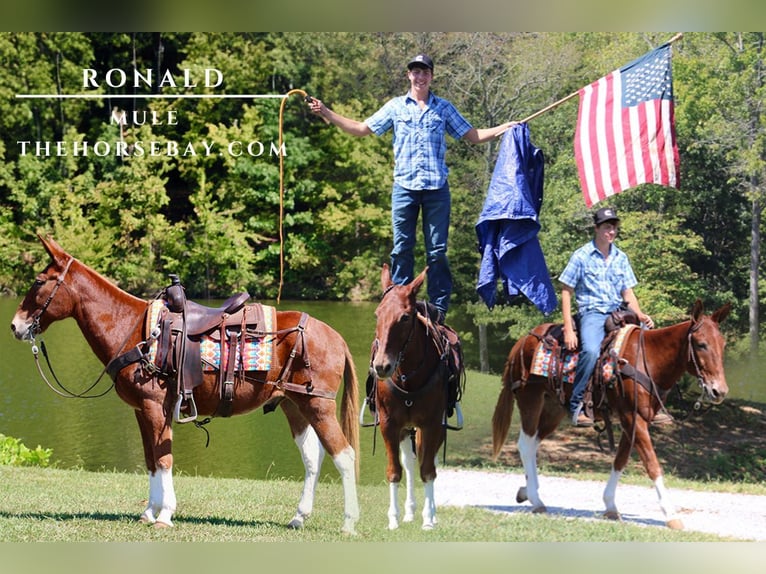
[277, 88, 308, 304]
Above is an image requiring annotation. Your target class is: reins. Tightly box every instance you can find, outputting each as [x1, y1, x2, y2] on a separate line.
[612, 319, 712, 450]
[30, 304, 151, 399]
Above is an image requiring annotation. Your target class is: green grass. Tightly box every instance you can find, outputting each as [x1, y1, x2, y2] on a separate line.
[1, 370, 763, 543]
[0, 465, 732, 542]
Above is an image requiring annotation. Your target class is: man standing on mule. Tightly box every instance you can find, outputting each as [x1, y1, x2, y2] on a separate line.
[308, 53, 514, 321]
[559, 207, 655, 426]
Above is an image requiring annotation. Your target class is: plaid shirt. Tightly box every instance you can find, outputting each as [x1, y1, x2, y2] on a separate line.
[365, 91, 472, 190]
[558, 240, 637, 314]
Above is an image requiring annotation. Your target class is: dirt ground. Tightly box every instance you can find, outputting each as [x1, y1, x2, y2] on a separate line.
[476, 396, 766, 484]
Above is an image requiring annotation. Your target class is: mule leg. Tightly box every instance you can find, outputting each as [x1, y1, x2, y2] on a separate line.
[331, 444, 359, 535]
[280, 401, 325, 529]
[515, 387, 550, 513]
[380, 423, 405, 530]
[652, 475, 683, 530]
[399, 436, 417, 523]
[421, 479, 436, 530]
[134, 406, 176, 527]
[603, 421, 635, 521]
[290, 424, 325, 528]
[604, 418, 683, 529]
[517, 431, 546, 513]
[602, 467, 623, 521]
[384, 438, 410, 530]
[631, 420, 683, 529]
[291, 396, 359, 535]
[416, 427, 442, 530]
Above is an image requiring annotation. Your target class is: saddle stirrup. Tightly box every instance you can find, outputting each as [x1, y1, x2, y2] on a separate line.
[174, 391, 198, 424]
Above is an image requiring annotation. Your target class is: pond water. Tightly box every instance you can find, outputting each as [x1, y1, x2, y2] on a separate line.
[2, 296, 762, 485]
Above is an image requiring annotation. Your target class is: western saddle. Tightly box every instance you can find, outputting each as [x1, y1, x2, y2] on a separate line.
[107, 275, 274, 423]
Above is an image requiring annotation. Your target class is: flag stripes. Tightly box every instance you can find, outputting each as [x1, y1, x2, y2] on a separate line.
[575, 44, 679, 207]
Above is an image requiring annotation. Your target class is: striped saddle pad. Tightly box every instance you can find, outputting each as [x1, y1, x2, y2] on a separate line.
[145, 299, 276, 372]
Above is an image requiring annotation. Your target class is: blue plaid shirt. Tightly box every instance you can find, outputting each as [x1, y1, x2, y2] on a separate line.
[558, 240, 637, 314]
[365, 91, 473, 190]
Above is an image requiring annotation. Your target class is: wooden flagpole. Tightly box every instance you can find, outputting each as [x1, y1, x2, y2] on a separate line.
[499, 33, 684, 134]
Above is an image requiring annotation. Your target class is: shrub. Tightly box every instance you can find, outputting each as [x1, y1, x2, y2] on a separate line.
[0, 434, 53, 467]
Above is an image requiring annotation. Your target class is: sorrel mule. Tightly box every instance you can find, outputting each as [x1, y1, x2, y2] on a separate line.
[11, 235, 360, 534]
[369, 264, 463, 530]
[491, 300, 730, 529]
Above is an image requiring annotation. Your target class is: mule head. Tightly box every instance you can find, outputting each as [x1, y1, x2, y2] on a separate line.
[372, 264, 427, 379]
[688, 299, 730, 405]
[10, 235, 77, 341]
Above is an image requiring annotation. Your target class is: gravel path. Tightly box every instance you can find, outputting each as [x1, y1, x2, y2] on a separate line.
[434, 468, 766, 541]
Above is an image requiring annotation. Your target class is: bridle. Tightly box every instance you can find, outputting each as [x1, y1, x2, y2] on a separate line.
[686, 318, 717, 410]
[374, 285, 422, 384]
[24, 257, 142, 399]
[28, 257, 74, 339]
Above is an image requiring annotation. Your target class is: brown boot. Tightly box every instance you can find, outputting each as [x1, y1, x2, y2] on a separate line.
[651, 411, 673, 425]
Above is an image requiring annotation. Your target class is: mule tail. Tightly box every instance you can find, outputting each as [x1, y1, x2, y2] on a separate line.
[341, 343, 361, 480]
[491, 339, 522, 460]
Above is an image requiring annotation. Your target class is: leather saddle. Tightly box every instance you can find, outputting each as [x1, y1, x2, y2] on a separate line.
[533, 309, 642, 418]
[163, 275, 265, 422]
[107, 275, 265, 423]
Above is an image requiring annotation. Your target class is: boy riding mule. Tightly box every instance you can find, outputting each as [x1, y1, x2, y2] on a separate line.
[491, 299, 730, 529]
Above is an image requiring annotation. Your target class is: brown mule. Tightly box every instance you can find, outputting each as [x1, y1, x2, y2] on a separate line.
[369, 264, 463, 530]
[11, 235, 360, 534]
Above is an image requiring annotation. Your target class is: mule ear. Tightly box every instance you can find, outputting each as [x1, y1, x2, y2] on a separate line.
[38, 234, 67, 263]
[381, 263, 393, 291]
[691, 299, 704, 323]
[410, 267, 428, 294]
[712, 303, 731, 324]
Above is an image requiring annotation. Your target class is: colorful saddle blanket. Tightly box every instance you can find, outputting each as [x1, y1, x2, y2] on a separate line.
[146, 299, 275, 372]
[530, 325, 635, 384]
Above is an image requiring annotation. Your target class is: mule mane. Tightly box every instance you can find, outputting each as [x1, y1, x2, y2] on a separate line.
[64, 255, 146, 306]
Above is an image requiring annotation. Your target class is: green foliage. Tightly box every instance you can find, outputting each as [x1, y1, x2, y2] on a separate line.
[0, 434, 53, 467]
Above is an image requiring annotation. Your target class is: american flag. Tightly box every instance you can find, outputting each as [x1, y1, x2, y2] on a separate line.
[574, 43, 680, 207]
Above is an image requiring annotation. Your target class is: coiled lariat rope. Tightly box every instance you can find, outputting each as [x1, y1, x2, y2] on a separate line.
[277, 88, 310, 304]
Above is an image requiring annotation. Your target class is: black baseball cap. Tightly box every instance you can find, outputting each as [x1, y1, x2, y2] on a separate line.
[593, 207, 620, 226]
[407, 54, 434, 71]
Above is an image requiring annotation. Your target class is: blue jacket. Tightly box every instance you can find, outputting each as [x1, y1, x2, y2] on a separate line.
[475, 124, 557, 314]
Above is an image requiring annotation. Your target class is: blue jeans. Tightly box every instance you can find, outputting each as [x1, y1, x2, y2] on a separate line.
[569, 310, 609, 415]
[390, 183, 452, 313]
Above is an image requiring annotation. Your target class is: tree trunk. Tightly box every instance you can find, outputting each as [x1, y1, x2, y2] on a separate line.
[479, 323, 489, 373]
[750, 194, 762, 357]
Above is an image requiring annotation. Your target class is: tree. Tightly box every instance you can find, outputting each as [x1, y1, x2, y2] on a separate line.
[675, 33, 766, 356]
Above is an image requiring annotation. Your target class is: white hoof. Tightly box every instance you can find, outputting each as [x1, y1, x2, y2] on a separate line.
[342, 519, 358, 536]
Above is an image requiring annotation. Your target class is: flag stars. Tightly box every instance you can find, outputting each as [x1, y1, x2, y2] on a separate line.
[622, 51, 672, 106]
